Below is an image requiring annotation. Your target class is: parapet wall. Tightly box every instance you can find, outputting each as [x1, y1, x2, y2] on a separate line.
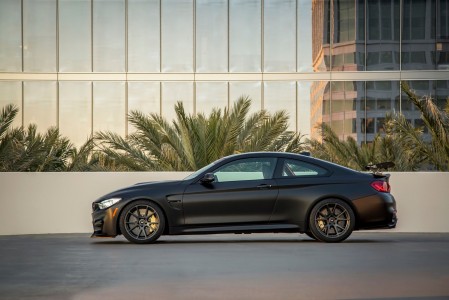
[0, 172, 448, 235]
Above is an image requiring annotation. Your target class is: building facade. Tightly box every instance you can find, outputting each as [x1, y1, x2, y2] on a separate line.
[0, 0, 448, 146]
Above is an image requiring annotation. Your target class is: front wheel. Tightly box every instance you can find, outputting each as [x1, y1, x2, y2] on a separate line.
[119, 200, 165, 244]
[309, 199, 355, 243]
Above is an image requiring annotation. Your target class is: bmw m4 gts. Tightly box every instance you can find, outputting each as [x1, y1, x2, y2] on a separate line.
[91, 152, 397, 243]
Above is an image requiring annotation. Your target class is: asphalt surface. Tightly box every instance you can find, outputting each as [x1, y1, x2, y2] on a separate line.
[0, 233, 448, 300]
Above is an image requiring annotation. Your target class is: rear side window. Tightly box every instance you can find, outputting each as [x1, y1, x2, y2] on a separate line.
[281, 159, 328, 177]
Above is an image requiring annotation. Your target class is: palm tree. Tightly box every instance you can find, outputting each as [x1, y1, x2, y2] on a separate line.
[96, 97, 306, 171]
[0, 104, 106, 171]
[390, 82, 449, 171]
[308, 121, 422, 171]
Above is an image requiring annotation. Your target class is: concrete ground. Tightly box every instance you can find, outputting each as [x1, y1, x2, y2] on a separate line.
[0, 233, 448, 300]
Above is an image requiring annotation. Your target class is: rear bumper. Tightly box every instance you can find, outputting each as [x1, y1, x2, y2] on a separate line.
[353, 193, 397, 230]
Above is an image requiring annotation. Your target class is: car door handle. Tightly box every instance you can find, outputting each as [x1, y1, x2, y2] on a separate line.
[257, 184, 272, 189]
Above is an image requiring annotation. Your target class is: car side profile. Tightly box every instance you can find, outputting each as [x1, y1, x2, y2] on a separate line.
[91, 152, 397, 243]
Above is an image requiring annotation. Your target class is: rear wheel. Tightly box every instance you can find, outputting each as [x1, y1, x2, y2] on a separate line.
[309, 198, 355, 243]
[119, 200, 165, 244]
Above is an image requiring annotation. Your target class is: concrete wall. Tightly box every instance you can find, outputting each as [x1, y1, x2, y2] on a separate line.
[0, 172, 448, 235]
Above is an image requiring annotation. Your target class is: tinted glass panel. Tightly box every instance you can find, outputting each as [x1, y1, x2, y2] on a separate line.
[161, 82, 194, 121]
[59, 81, 92, 146]
[213, 157, 277, 182]
[23, 81, 57, 132]
[196, 0, 228, 72]
[93, 82, 126, 135]
[161, 0, 193, 72]
[264, 0, 296, 72]
[93, 0, 125, 72]
[0, 0, 22, 72]
[229, 0, 261, 72]
[196, 82, 228, 115]
[23, 0, 56, 72]
[229, 81, 262, 114]
[59, 0, 91, 72]
[281, 159, 328, 177]
[0, 81, 22, 127]
[128, 0, 160, 72]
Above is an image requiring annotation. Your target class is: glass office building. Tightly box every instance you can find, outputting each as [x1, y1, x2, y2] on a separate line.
[0, 0, 448, 146]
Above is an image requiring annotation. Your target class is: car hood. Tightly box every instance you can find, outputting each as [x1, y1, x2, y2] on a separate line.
[94, 180, 184, 203]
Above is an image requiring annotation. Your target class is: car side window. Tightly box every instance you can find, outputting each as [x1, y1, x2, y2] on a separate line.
[213, 158, 277, 182]
[281, 159, 328, 177]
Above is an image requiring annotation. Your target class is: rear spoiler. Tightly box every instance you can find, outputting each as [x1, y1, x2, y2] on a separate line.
[365, 161, 395, 177]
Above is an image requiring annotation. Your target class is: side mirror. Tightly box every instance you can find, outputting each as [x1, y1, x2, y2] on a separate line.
[200, 173, 215, 183]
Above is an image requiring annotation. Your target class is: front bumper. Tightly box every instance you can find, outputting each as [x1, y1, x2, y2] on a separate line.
[91, 206, 120, 238]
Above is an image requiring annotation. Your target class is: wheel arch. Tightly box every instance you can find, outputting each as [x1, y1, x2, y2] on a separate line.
[115, 198, 170, 236]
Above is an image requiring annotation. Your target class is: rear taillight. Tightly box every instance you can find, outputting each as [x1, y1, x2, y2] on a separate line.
[371, 180, 390, 193]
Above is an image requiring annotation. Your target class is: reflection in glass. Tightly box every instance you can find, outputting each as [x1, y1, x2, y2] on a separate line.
[312, 0, 331, 71]
[402, 0, 435, 70]
[161, 82, 194, 121]
[0, 81, 22, 127]
[196, 82, 228, 115]
[23, 0, 56, 72]
[24, 81, 57, 132]
[59, 0, 91, 72]
[229, 81, 262, 114]
[128, 0, 160, 72]
[264, 81, 296, 131]
[196, 0, 227, 72]
[297, 81, 312, 137]
[93, 82, 126, 135]
[161, 0, 193, 72]
[297, 1, 313, 72]
[436, 80, 449, 110]
[93, 0, 125, 72]
[229, 0, 261, 72]
[128, 82, 160, 132]
[59, 82, 91, 146]
[264, 0, 296, 72]
[0, 0, 21, 72]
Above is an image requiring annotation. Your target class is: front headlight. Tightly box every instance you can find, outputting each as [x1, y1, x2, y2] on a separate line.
[97, 198, 121, 210]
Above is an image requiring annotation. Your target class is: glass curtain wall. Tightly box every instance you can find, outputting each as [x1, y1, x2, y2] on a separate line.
[0, 0, 448, 146]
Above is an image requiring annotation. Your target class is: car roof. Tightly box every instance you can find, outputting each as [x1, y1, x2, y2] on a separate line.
[220, 152, 360, 175]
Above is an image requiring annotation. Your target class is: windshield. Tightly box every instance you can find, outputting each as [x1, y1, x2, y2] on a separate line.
[183, 160, 219, 181]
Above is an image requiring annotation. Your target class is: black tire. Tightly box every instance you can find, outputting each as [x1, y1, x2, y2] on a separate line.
[308, 198, 355, 243]
[119, 200, 165, 244]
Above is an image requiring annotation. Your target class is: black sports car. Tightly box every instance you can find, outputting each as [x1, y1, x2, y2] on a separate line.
[91, 152, 397, 243]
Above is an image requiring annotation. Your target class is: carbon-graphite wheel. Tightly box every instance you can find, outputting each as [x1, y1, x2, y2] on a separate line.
[119, 200, 165, 244]
[309, 198, 355, 243]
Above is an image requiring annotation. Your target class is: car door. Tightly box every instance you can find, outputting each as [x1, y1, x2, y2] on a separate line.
[182, 157, 279, 225]
[270, 158, 331, 224]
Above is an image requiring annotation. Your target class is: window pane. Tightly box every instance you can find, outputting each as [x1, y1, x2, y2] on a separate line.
[128, 82, 160, 132]
[312, 0, 331, 71]
[264, 0, 296, 72]
[0, 81, 22, 127]
[214, 157, 277, 182]
[297, 81, 312, 136]
[59, 82, 91, 146]
[196, 82, 228, 115]
[366, 0, 400, 71]
[161, 82, 194, 121]
[281, 159, 328, 177]
[161, 0, 193, 72]
[230, 81, 262, 114]
[196, 0, 228, 72]
[93, 82, 126, 135]
[59, 0, 91, 72]
[264, 81, 296, 131]
[297, 1, 313, 72]
[229, 0, 261, 72]
[128, 0, 160, 72]
[0, 0, 21, 72]
[93, 0, 125, 72]
[23, 0, 56, 72]
[24, 81, 57, 132]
